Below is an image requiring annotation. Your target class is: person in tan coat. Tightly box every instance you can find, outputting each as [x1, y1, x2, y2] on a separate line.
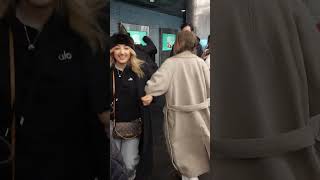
[141, 31, 210, 180]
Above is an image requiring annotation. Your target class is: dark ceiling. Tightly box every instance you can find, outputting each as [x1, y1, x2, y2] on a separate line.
[116, 0, 186, 17]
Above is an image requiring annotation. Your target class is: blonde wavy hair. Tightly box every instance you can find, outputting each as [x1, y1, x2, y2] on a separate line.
[110, 46, 145, 78]
[0, 0, 106, 52]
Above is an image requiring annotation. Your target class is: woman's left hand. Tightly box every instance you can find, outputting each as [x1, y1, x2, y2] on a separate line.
[141, 95, 153, 106]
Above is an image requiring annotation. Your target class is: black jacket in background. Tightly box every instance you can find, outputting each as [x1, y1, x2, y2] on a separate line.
[134, 45, 158, 74]
[141, 36, 157, 63]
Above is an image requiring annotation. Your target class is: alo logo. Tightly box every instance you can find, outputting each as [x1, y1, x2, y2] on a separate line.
[58, 50, 73, 62]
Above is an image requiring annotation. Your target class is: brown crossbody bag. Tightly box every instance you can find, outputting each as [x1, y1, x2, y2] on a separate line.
[111, 70, 142, 140]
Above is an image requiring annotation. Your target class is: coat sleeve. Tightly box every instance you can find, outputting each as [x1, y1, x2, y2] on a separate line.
[294, 0, 320, 117]
[145, 60, 174, 97]
[203, 61, 210, 99]
[143, 36, 157, 55]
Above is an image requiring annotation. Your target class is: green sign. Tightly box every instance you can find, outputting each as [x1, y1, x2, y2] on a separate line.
[127, 30, 147, 46]
[162, 33, 176, 51]
[200, 39, 208, 49]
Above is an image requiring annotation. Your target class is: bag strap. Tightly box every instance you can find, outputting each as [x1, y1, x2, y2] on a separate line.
[9, 28, 16, 180]
[112, 70, 116, 127]
[111, 68, 142, 140]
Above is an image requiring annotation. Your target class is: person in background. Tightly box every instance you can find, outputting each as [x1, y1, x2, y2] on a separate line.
[201, 34, 211, 69]
[135, 35, 158, 73]
[170, 23, 203, 57]
[141, 36, 157, 63]
[110, 33, 153, 180]
[134, 41, 158, 74]
[0, 0, 109, 179]
[142, 31, 210, 180]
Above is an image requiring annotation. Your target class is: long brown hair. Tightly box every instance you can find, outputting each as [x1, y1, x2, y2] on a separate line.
[174, 31, 197, 54]
[0, 0, 107, 52]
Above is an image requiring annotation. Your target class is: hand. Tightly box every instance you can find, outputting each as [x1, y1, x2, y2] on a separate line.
[141, 95, 153, 106]
[98, 111, 111, 136]
[97, 111, 110, 127]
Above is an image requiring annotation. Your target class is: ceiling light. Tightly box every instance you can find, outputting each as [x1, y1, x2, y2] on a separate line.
[181, 9, 186, 12]
[150, 0, 155, 2]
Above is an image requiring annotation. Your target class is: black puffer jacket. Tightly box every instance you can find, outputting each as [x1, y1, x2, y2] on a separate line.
[141, 36, 157, 63]
[134, 45, 158, 74]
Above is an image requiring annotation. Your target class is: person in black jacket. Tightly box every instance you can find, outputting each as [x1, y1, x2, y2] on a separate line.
[135, 35, 158, 74]
[0, 0, 109, 179]
[141, 36, 157, 63]
[134, 44, 158, 75]
[110, 33, 153, 180]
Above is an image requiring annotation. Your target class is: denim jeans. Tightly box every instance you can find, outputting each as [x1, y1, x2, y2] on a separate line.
[111, 123, 140, 180]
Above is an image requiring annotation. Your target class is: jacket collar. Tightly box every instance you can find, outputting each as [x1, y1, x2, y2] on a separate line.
[174, 50, 198, 58]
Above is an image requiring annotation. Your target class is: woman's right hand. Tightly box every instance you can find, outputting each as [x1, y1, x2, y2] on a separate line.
[141, 95, 153, 106]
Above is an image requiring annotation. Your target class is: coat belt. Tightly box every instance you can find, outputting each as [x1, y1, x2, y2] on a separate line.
[167, 98, 210, 112]
[163, 98, 210, 172]
[213, 116, 320, 159]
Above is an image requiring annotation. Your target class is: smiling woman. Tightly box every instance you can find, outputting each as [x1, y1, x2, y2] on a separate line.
[110, 34, 145, 78]
[112, 45, 131, 66]
[110, 33, 154, 180]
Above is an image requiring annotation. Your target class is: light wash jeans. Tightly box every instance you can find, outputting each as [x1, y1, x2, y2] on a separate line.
[111, 122, 140, 180]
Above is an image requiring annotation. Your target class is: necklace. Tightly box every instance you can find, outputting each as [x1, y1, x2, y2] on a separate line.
[116, 68, 124, 78]
[23, 25, 41, 51]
